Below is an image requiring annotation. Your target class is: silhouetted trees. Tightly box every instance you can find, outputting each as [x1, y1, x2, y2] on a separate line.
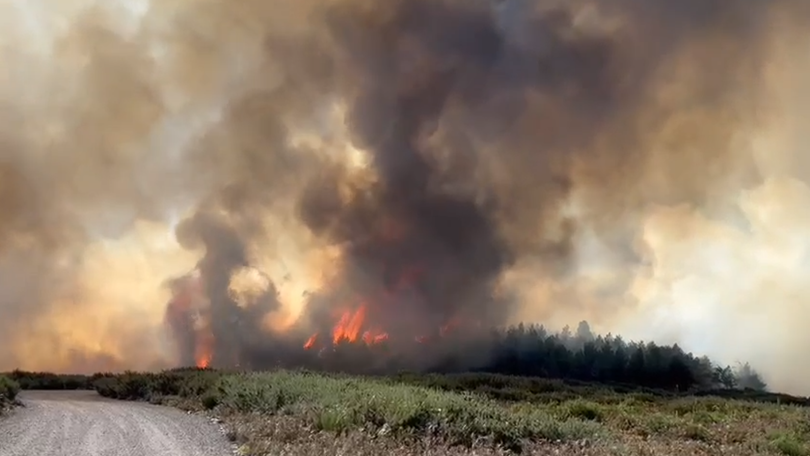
[294, 320, 768, 393]
[734, 362, 767, 391]
[464, 322, 767, 392]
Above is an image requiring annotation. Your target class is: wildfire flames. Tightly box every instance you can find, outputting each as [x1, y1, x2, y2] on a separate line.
[195, 333, 214, 369]
[297, 228, 475, 353]
[303, 304, 389, 350]
[164, 238, 475, 366]
[302, 303, 466, 351]
[159, 190, 492, 368]
[0, 0, 759, 397]
[164, 273, 215, 368]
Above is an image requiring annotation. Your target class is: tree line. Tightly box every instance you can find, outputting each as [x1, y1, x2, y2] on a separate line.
[470, 321, 767, 392]
[296, 320, 768, 393]
[3, 320, 770, 395]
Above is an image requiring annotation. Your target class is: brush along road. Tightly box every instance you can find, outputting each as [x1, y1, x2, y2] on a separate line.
[0, 390, 233, 456]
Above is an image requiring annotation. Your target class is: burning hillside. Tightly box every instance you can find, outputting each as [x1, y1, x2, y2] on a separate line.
[164, 189, 499, 369]
[146, 0, 810, 380]
[164, 273, 214, 368]
[295, 178, 507, 352]
[1, 0, 810, 394]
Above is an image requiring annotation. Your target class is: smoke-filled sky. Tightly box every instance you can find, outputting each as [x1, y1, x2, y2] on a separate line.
[0, 0, 809, 394]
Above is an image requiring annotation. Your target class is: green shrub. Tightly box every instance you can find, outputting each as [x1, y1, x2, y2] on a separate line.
[200, 390, 222, 410]
[92, 369, 221, 402]
[770, 433, 809, 456]
[4, 370, 92, 390]
[681, 423, 711, 442]
[0, 375, 20, 402]
[94, 369, 606, 451]
[556, 399, 605, 422]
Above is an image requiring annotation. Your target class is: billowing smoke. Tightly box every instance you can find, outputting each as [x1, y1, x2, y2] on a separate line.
[0, 0, 809, 394]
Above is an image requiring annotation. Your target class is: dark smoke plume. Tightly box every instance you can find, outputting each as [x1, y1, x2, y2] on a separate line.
[1, 0, 809, 394]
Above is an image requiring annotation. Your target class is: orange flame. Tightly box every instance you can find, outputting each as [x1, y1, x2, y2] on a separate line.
[165, 273, 216, 368]
[195, 332, 214, 368]
[195, 354, 211, 368]
[303, 302, 391, 349]
[301, 299, 474, 348]
[333, 304, 367, 343]
[300, 264, 472, 350]
[304, 333, 318, 350]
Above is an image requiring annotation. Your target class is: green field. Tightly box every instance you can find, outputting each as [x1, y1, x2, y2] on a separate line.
[5, 368, 804, 456]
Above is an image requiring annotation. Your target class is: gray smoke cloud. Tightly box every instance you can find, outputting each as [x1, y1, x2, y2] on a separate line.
[0, 0, 809, 394]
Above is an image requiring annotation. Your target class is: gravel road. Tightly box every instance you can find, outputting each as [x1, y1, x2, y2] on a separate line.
[0, 390, 234, 456]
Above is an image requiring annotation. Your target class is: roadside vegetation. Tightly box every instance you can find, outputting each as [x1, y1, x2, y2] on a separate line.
[2, 368, 796, 455]
[3, 370, 95, 390]
[0, 375, 20, 414]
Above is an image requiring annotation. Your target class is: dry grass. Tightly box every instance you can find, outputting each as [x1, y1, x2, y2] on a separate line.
[215, 391, 810, 455]
[91, 369, 810, 455]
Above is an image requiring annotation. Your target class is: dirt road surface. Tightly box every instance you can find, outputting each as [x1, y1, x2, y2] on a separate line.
[0, 391, 234, 456]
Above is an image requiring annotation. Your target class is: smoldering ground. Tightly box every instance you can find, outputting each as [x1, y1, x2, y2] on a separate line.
[0, 0, 809, 394]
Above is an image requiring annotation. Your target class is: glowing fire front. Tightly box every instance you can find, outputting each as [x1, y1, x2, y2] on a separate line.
[164, 273, 215, 368]
[298, 254, 472, 352]
[163, 257, 477, 367]
[302, 302, 467, 352]
[303, 304, 389, 350]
